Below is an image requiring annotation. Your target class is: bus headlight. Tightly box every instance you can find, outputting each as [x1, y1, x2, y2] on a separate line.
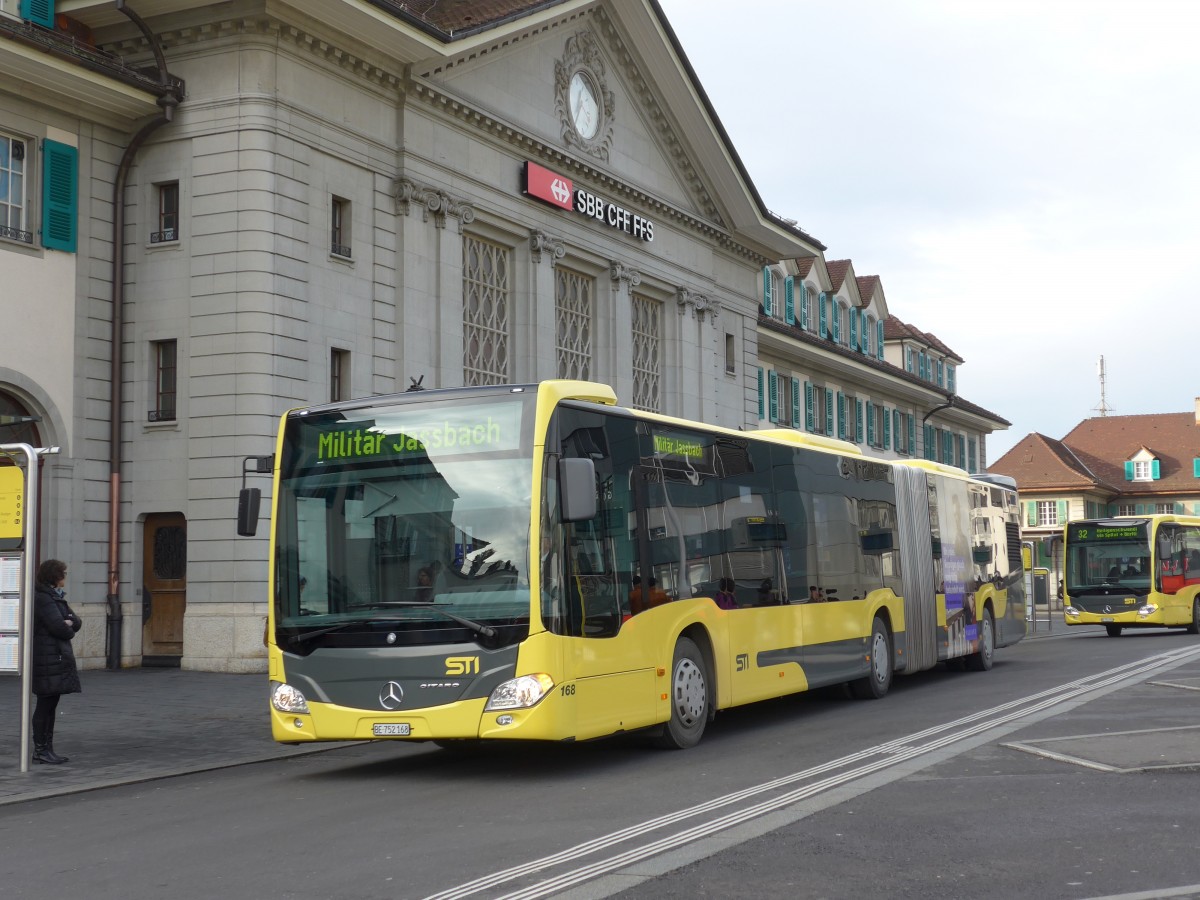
[1138, 604, 1158, 617]
[485, 673, 555, 711]
[1064, 606, 1079, 616]
[271, 681, 311, 714]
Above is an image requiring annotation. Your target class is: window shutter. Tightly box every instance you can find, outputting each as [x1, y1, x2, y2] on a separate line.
[41, 139, 78, 253]
[1124, 461, 1134, 480]
[849, 308, 859, 349]
[867, 401, 876, 446]
[768, 371, 779, 422]
[905, 347, 913, 372]
[791, 377, 801, 428]
[947, 365, 956, 392]
[882, 406, 891, 450]
[1026, 502, 1036, 526]
[837, 392, 846, 439]
[937, 360, 944, 386]
[877, 321, 885, 360]
[826, 391, 834, 436]
[762, 267, 773, 315]
[818, 293, 828, 338]
[20, 0, 55, 28]
[832, 304, 841, 344]
[944, 431, 953, 463]
[804, 381, 814, 432]
[757, 367, 764, 419]
[784, 276, 795, 325]
[799, 283, 809, 330]
[1194, 458, 1200, 477]
[856, 399, 864, 444]
[1152, 459, 1161, 479]
[1135, 503, 1145, 515]
[968, 438, 977, 472]
[907, 414, 915, 455]
[1057, 500, 1067, 523]
[923, 424, 932, 459]
[1176, 502, 1184, 514]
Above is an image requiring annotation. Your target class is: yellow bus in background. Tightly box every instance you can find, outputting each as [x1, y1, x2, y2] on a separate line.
[241, 381, 1026, 749]
[1063, 516, 1200, 637]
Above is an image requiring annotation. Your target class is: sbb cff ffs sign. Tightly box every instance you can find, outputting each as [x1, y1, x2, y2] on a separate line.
[522, 161, 654, 242]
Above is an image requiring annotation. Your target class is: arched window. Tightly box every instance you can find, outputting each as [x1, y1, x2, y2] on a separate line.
[0, 390, 40, 451]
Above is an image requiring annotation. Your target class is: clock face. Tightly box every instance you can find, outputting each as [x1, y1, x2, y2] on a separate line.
[569, 71, 600, 140]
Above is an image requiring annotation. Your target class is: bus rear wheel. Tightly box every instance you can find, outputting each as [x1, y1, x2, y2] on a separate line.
[1105, 624, 1123, 637]
[1187, 598, 1200, 635]
[655, 636, 708, 749]
[967, 608, 994, 671]
[850, 617, 892, 700]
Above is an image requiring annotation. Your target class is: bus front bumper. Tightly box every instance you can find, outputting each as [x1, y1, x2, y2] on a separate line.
[1064, 604, 1164, 627]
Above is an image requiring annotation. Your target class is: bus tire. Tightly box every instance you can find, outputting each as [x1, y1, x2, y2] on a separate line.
[850, 617, 892, 700]
[1187, 597, 1200, 635]
[1105, 624, 1123, 637]
[655, 636, 708, 749]
[966, 608, 995, 672]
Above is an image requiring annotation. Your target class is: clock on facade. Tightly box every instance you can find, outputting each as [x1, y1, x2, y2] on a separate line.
[568, 70, 601, 140]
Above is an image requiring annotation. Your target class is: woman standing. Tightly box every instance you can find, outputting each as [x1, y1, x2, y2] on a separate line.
[31, 559, 82, 765]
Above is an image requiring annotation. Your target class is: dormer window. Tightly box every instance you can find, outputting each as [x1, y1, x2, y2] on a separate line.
[1125, 448, 1160, 481]
[1133, 461, 1152, 480]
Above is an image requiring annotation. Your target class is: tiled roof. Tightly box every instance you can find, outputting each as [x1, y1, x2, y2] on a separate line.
[989, 412, 1200, 496]
[882, 315, 963, 362]
[855, 275, 881, 306]
[826, 260, 852, 291]
[373, 0, 567, 37]
[793, 257, 815, 277]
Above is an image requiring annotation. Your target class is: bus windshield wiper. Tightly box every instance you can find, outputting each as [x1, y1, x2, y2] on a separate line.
[365, 602, 498, 639]
[289, 621, 373, 644]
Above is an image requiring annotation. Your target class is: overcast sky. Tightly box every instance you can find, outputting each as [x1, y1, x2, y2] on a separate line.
[655, 0, 1200, 465]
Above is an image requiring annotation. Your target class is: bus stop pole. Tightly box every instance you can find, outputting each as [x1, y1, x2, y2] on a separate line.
[1, 443, 38, 774]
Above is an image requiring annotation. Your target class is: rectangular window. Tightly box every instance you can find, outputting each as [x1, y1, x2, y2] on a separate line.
[331, 196, 351, 258]
[0, 132, 31, 244]
[724, 333, 735, 375]
[1037, 501, 1058, 527]
[842, 393, 857, 442]
[813, 386, 829, 435]
[1155, 502, 1175, 515]
[777, 375, 792, 427]
[330, 348, 349, 402]
[555, 267, 594, 380]
[150, 340, 177, 422]
[1118, 504, 1136, 516]
[151, 181, 178, 243]
[631, 293, 662, 413]
[462, 234, 512, 386]
[1133, 460, 1152, 481]
[872, 404, 885, 449]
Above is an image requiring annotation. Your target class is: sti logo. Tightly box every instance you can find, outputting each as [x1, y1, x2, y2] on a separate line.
[524, 161, 574, 211]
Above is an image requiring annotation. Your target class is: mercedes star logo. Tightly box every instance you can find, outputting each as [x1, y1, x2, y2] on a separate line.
[1103, 605, 1112, 614]
[379, 681, 404, 710]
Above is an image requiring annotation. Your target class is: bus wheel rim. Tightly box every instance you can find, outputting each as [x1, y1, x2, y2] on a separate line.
[871, 631, 888, 682]
[674, 659, 706, 725]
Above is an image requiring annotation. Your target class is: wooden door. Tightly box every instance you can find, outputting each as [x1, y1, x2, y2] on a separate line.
[142, 513, 186, 664]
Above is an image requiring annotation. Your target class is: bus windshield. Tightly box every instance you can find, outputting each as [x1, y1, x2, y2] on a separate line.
[273, 392, 535, 647]
[1064, 520, 1152, 593]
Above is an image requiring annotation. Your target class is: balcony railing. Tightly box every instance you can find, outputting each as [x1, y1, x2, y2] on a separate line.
[331, 243, 352, 259]
[150, 229, 178, 243]
[0, 225, 33, 244]
[147, 409, 176, 422]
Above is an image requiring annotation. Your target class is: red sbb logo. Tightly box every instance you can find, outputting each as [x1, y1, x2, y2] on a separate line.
[524, 161, 574, 211]
[521, 161, 655, 242]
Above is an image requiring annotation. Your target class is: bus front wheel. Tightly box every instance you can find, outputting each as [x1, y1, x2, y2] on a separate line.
[850, 617, 892, 700]
[1105, 624, 1123, 637]
[1187, 598, 1200, 635]
[967, 608, 994, 671]
[655, 636, 709, 749]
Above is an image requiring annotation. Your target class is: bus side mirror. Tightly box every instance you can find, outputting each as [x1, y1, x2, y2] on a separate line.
[237, 488, 261, 537]
[559, 458, 597, 523]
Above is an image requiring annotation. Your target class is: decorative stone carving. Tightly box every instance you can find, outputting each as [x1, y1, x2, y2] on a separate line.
[610, 262, 642, 289]
[676, 286, 715, 322]
[394, 177, 476, 231]
[530, 229, 566, 264]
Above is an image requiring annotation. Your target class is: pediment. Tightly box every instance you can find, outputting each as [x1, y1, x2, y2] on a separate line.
[414, 9, 723, 226]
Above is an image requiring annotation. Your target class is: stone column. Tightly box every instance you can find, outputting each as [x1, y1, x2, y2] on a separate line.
[529, 229, 565, 382]
[608, 262, 640, 404]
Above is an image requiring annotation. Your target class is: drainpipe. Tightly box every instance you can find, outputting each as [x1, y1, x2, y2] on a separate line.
[105, 2, 183, 669]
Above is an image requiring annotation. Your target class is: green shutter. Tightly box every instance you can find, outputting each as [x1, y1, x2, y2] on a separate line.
[804, 381, 814, 432]
[784, 276, 795, 324]
[1152, 459, 1161, 479]
[41, 139, 77, 253]
[799, 283, 809, 329]
[856, 399, 864, 444]
[1026, 502, 1036, 526]
[907, 414, 915, 455]
[757, 367, 764, 419]
[877, 322, 885, 360]
[826, 390, 834, 435]
[1176, 502, 1184, 514]
[882, 406, 890, 450]
[768, 371, 779, 422]
[762, 267, 773, 315]
[837, 392, 845, 439]
[849, 308, 859, 349]
[832, 303, 841, 344]
[791, 377, 801, 428]
[968, 438, 977, 472]
[1194, 458, 1200, 477]
[1057, 500, 1067, 523]
[819, 293, 828, 338]
[20, 0, 55, 28]
[1124, 461, 1134, 480]
[866, 401, 875, 446]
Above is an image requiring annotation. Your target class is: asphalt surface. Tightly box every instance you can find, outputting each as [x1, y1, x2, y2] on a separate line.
[1, 616, 1196, 810]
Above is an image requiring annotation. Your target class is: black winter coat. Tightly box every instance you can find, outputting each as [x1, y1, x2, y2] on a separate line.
[32, 583, 82, 697]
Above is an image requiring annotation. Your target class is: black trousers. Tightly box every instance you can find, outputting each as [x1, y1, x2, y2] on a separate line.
[32, 693, 61, 739]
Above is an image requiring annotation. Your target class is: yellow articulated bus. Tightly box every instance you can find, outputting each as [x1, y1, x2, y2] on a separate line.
[1063, 515, 1200, 637]
[239, 380, 1026, 749]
